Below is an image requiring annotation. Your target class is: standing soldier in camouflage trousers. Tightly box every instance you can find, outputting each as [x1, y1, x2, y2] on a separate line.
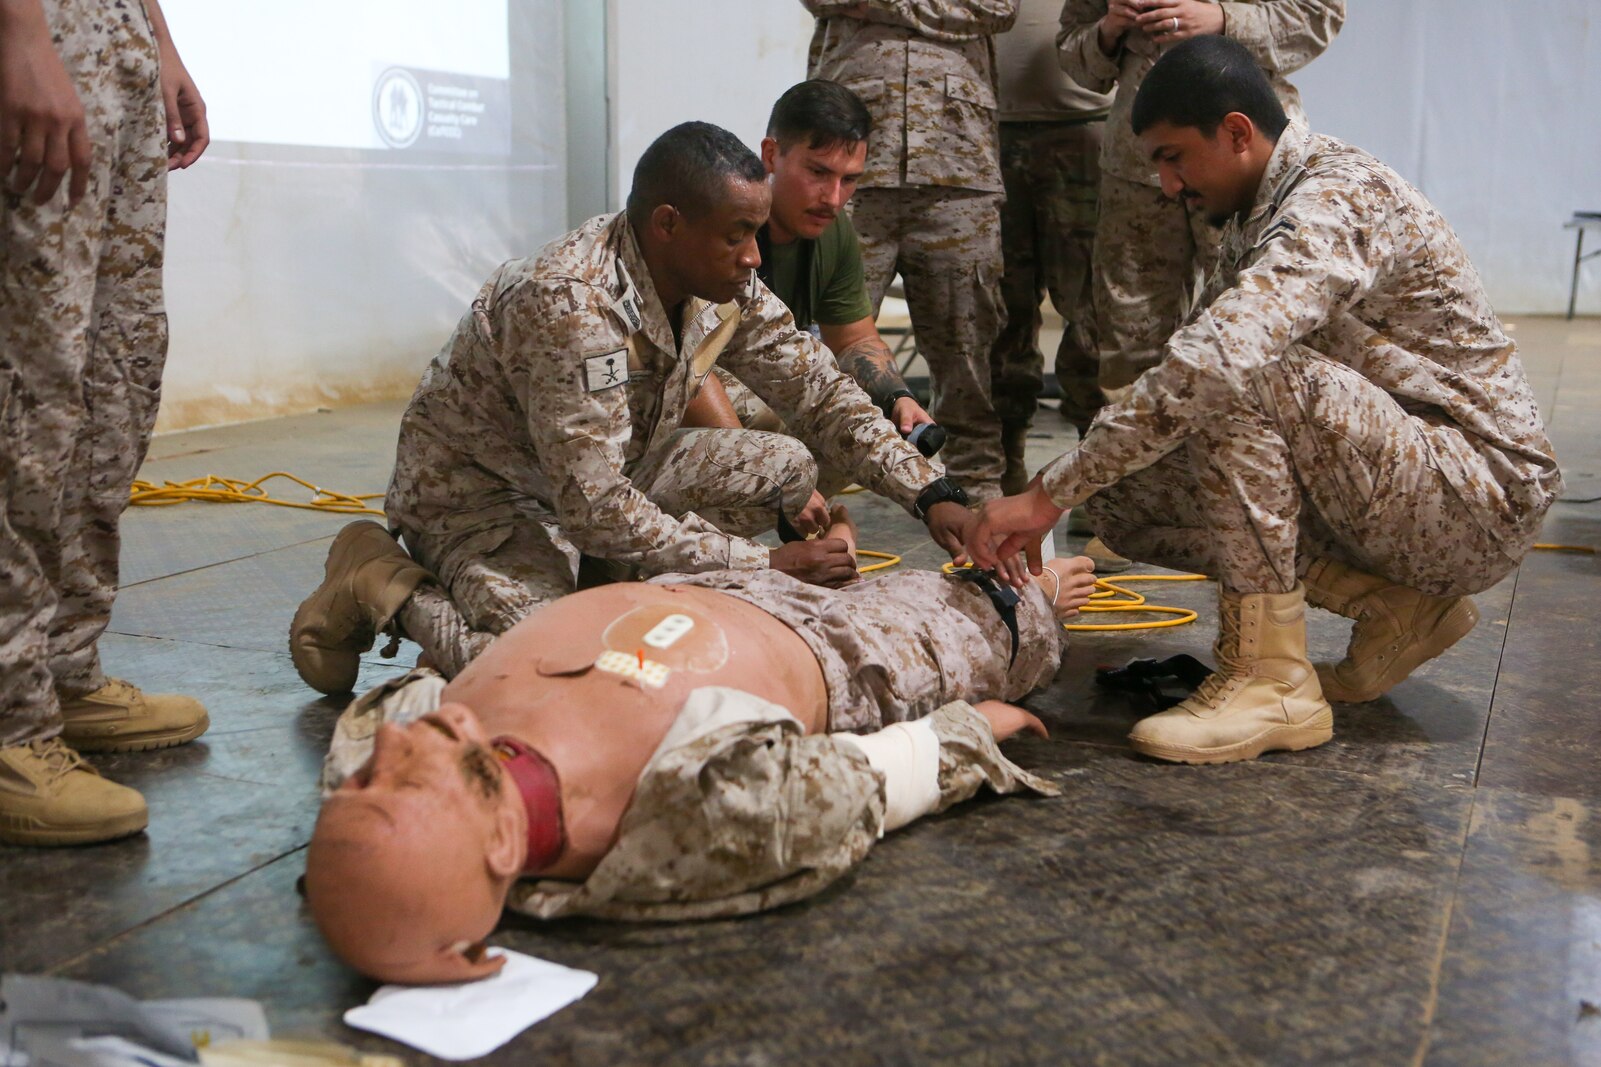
[804, 0, 1017, 502]
[290, 123, 976, 693]
[966, 38, 1561, 766]
[991, 0, 1112, 493]
[0, 0, 210, 847]
[1057, 0, 1343, 393]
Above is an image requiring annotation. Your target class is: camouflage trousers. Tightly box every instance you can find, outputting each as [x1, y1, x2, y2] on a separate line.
[850, 187, 1006, 500]
[993, 120, 1105, 436]
[1093, 174, 1219, 391]
[0, 0, 168, 745]
[396, 428, 817, 676]
[1085, 348, 1524, 597]
[710, 366, 871, 499]
[657, 566, 1063, 732]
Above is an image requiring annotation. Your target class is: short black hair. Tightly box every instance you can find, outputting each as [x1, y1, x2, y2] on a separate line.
[1131, 36, 1289, 141]
[626, 121, 767, 222]
[766, 79, 872, 152]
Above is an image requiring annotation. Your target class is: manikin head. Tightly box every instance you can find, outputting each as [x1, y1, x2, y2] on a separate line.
[760, 80, 871, 244]
[304, 702, 540, 985]
[626, 121, 771, 308]
[1131, 36, 1289, 226]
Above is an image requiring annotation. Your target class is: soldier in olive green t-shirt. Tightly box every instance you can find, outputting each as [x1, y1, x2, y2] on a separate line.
[688, 81, 936, 500]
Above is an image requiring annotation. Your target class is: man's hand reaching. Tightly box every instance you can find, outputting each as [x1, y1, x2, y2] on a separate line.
[791, 490, 832, 539]
[771, 538, 858, 588]
[890, 395, 934, 436]
[961, 478, 1066, 588]
[924, 499, 974, 559]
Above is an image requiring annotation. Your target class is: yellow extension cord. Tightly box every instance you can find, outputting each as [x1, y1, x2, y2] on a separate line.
[127, 475, 1595, 633]
[129, 472, 386, 516]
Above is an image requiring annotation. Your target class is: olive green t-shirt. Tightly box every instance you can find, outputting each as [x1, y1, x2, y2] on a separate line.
[762, 212, 875, 332]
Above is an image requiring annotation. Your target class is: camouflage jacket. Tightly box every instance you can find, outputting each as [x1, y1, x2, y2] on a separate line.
[1056, 0, 1344, 183]
[804, 0, 1018, 192]
[1042, 125, 1562, 551]
[386, 213, 939, 576]
[323, 676, 1059, 922]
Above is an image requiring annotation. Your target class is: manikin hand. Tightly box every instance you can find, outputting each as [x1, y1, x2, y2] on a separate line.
[960, 476, 1067, 588]
[890, 395, 934, 436]
[1042, 555, 1098, 620]
[973, 700, 1049, 742]
[1136, 0, 1226, 45]
[771, 537, 858, 587]
[0, 4, 92, 205]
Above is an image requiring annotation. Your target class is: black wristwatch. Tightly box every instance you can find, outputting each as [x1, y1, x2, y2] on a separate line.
[878, 388, 916, 419]
[913, 477, 970, 521]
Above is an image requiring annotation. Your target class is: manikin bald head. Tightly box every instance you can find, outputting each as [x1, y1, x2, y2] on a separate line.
[304, 704, 526, 984]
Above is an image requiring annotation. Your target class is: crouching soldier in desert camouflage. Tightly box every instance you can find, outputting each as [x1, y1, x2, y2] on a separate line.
[966, 38, 1560, 765]
[301, 509, 1100, 985]
[289, 122, 979, 693]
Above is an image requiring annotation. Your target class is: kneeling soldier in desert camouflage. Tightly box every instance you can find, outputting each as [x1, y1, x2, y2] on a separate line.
[291, 121, 980, 692]
[966, 38, 1560, 765]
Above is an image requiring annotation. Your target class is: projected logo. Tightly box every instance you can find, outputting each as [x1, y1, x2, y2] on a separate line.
[372, 67, 425, 149]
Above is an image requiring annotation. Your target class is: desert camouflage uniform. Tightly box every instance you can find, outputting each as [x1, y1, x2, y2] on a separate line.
[1057, 0, 1345, 389]
[385, 212, 942, 668]
[805, 0, 1018, 500]
[0, 0, 168, 745]
[1040, 125, 1561, 597]
[992, 0, 1111, 435]
[709, 366, 897, 500]
[322, 566, 1064, 920]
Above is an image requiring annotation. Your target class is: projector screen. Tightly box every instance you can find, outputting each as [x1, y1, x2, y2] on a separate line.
[160, 0, 511, 154]
[154, 0, 569, 433]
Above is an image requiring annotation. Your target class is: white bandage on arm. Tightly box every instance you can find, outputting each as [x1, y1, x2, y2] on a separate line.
[834, 718, 942, 834]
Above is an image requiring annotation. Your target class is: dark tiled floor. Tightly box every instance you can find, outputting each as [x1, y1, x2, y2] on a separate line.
[3, 316, 1599, 1065]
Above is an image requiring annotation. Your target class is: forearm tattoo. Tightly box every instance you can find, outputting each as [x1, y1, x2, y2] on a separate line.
[833, 338, 911, 410]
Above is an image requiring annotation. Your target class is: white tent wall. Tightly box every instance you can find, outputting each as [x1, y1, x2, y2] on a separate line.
[1294, 1, 1601, 316]
[154, 0, 567, 433]
[609, 0, 815, 210]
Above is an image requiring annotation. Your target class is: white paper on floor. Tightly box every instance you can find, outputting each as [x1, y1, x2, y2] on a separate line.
[342, 949, 598, 1061]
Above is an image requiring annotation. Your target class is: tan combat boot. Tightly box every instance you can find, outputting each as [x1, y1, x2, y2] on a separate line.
[0, 737, 148, 846]
[60, 679, 209, 753]
[1302, 558, 1480, 703]
[1084, 536, 1131, 575]
[290, 521, 433, 695]
[1129, 583, 1333, 764]
[1001, 421, 1030, 497]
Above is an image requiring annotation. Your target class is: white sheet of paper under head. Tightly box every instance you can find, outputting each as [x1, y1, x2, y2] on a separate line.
[342, 949, 597, 1061]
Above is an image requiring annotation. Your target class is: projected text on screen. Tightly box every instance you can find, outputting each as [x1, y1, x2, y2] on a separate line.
[161, 0, 511, 154]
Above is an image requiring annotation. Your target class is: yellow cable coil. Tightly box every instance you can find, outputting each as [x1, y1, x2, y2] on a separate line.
[1061, 573, 1207, 631]
[856, 549, 901, 574]
[129, 473, 386, 517]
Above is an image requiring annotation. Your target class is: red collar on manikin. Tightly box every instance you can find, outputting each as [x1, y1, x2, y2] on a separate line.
[490, 735, 565, 874]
